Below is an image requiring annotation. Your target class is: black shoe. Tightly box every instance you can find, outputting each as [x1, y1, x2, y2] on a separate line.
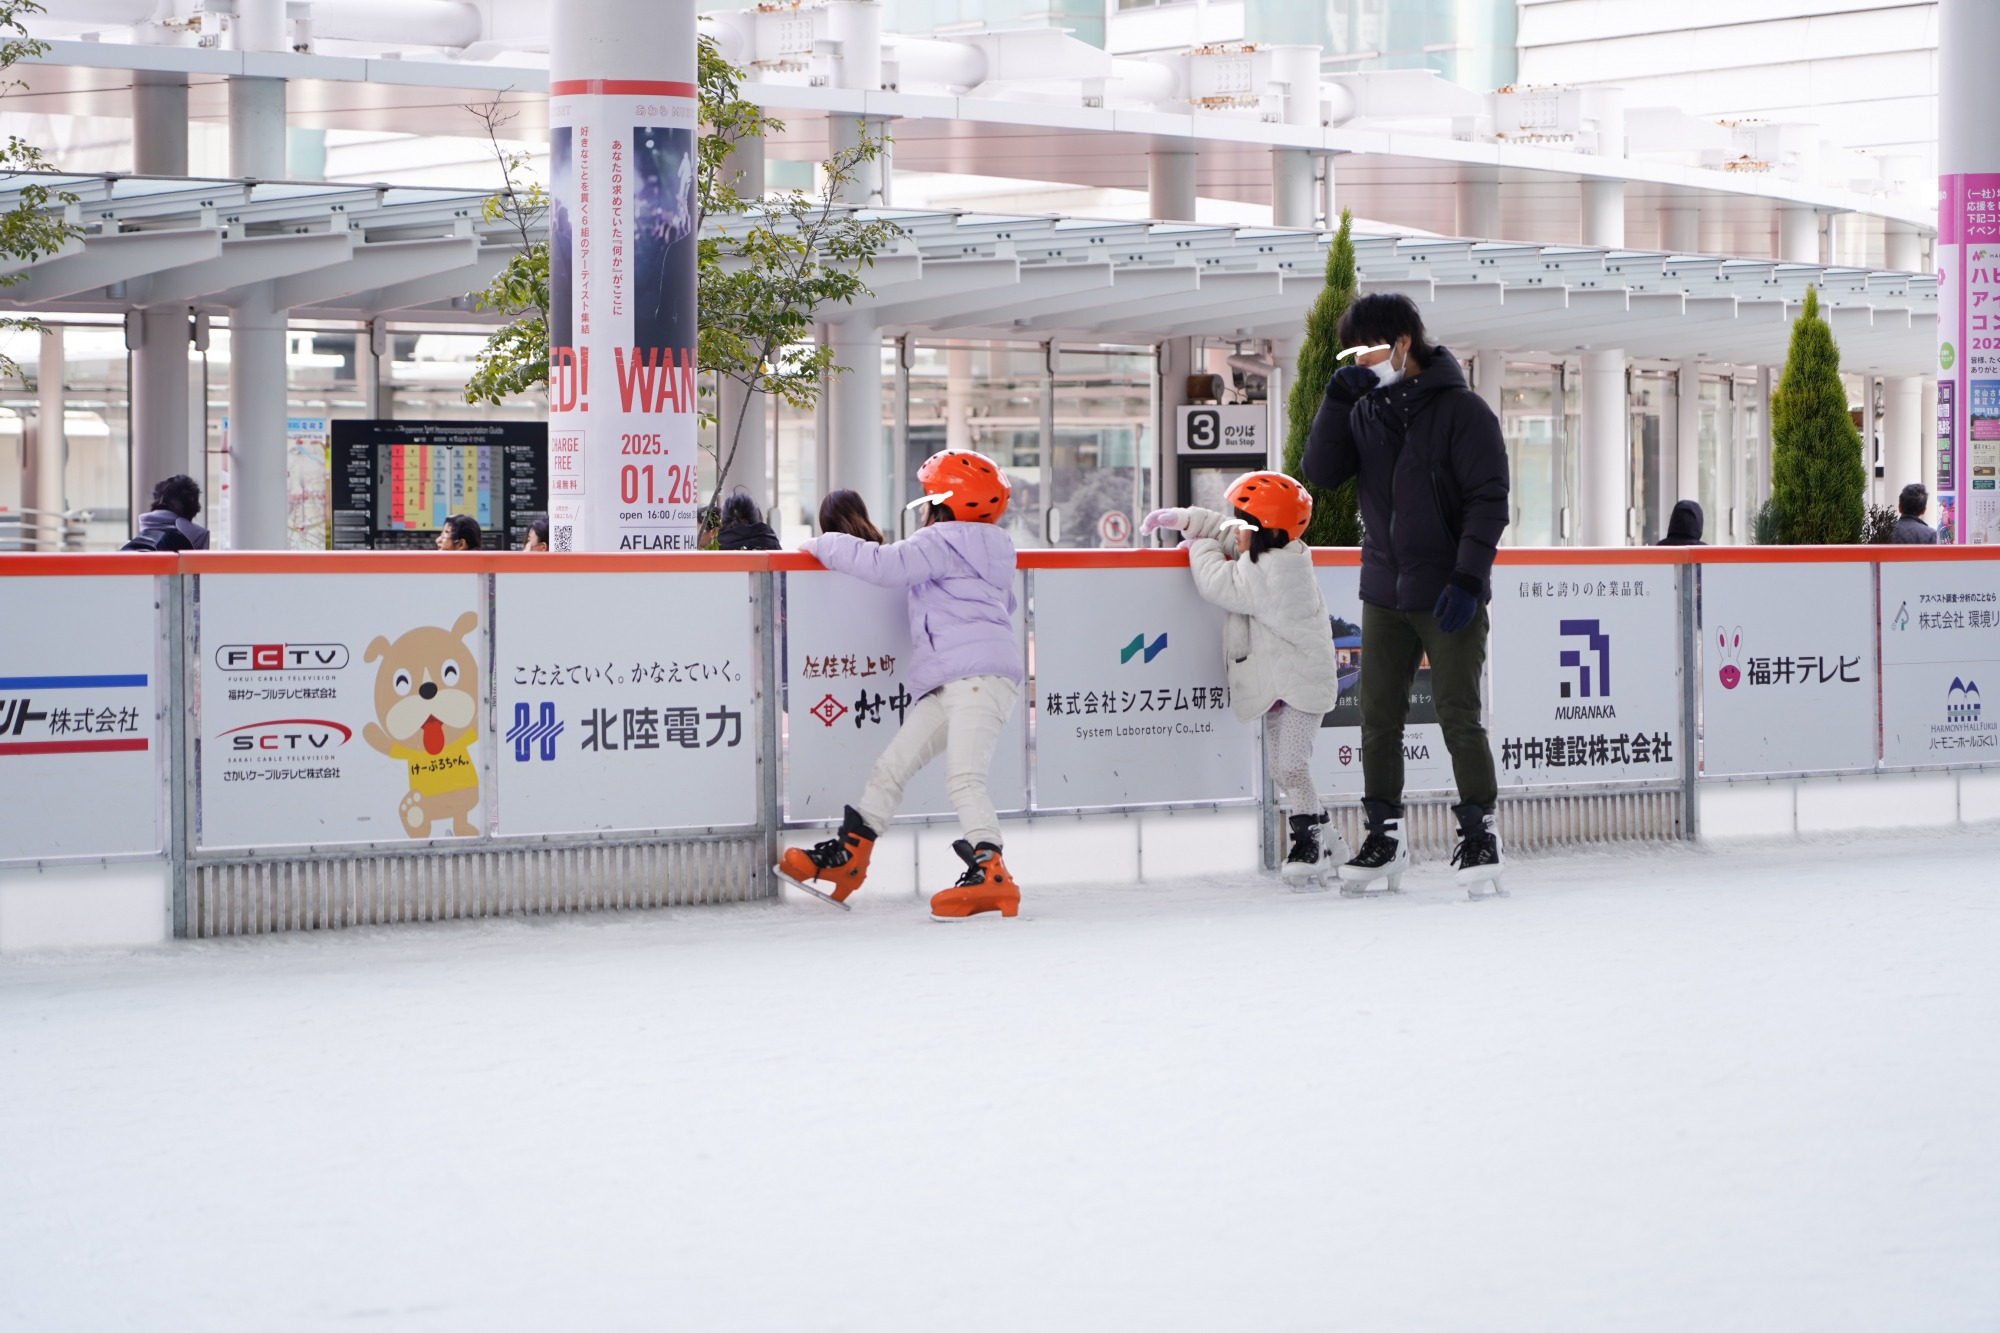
[1282, 813, 1334, 886]
[802, 804, 876, 873]
[1339, 799, 1408, 894]
[1450, 802, 1506, 897]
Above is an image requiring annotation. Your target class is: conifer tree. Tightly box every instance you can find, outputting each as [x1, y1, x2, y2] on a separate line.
[1768, 286, 1867, 544]
[1282, 210, 1360, 545]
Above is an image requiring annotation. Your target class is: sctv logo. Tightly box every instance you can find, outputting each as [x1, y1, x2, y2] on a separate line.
[1120, 632, 1168, 664]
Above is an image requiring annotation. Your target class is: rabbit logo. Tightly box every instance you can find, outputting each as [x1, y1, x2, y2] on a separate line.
[1716, 628, 1743, 690]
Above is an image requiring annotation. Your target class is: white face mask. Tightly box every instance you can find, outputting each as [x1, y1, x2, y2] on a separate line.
[1369, 344, 1408, 390]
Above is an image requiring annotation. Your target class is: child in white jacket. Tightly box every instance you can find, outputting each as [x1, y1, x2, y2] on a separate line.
[1142, 472, 1348, 887]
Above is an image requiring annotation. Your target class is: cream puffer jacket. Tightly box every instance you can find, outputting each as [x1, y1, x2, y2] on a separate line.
[1165, 506, 1341, 723]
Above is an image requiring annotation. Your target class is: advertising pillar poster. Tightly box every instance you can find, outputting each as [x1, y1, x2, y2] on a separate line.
[1939, 173, 2000, 544]
[1309, 564, 1453, 798]
[197, 574, 487, 849]
[1488, 566, 1683, 787]
[493, 573, 757, 833]
[1880, 561, 2000, 764]
[1031, 567, 1258, 808]
[1699, 563, 1877, 776]
[548, 70, 700, 552]
[782, 572, 1028, 823]
[0, 576, 161, 860]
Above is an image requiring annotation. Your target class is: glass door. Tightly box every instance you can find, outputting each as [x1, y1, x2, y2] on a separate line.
[1629, 371, 1676, 546]
[1046, 345, 1155, 549]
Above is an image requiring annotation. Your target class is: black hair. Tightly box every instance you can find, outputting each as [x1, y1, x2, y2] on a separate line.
[441, 513, 482, 549]
[529, 518, 549, 544]
[720, 491, 763, 528]
[1899, 482, 1928, 517]
[924, 500, 955, 525]
[1235, 507, 1292, 562]
[818, 489, 885, 543]
[151, 474, 201, 521]
[1335, 293, 1436, 368]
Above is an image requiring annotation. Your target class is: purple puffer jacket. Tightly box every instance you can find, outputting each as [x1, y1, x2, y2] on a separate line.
[808, 522, 1022, 700]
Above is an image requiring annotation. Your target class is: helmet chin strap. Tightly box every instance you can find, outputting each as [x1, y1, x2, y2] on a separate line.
[907, 490, 952, 510]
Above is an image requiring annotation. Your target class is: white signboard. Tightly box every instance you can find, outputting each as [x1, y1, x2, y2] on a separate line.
[1880, 561, 2000, 765]
[1700, 563, 1877, 776]
[1176, 404, 1266, 457]
[1308, 566, 1455, 798]
[198, 573, 487, 849]
[0, 576, 161, 860]
[1489, 566, 1683, 787]
[1032, 567, 1259, 808]
[493, 572, 757, 833]
[783, 571, 1028, 823]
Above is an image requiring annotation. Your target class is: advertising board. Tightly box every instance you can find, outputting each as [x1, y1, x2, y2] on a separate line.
[492, 573, 757, 833]
[1308, 565, 1454, 798]
[1880, 561, 2000, 765]
[197, 573, 488, 849]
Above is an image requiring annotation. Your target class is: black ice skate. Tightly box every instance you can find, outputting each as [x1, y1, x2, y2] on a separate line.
[1281, 812, 1347, 891]
[1450, 802, 1506, 899]
[1338, 799, 1409, 896]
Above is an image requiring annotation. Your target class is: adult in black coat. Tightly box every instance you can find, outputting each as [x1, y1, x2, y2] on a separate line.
[715, 491, 782, 551]
[1657, 499, 1706, 546]
[1302, 293, 1510, 892]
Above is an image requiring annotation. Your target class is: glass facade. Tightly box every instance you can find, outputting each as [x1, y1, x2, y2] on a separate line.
[1246, 0, 1518, 92]
[1499, 361, 1577, 547]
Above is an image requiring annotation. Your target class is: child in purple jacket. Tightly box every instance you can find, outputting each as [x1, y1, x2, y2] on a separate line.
[777, 451, 1027, 921]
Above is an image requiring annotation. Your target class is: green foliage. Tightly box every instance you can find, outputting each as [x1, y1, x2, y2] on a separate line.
[1280, 210, 1361, 546]
[0, 0, 83, 387]
[1863, 502, 1898, 544]
[1768, 287, 1867, 545]
[1752, 497, 1779, 546]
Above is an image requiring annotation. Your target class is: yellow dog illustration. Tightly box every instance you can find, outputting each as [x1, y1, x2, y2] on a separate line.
[361, 610, 482, 838]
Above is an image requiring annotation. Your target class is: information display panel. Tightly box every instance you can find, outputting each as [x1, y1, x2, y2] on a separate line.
[331, 420, 547, 552]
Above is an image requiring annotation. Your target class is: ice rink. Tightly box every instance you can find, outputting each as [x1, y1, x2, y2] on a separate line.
[5, 827, 1999, 1331]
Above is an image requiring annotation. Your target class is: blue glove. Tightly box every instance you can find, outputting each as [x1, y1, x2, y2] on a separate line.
[1332, 364, 1379, 400]
[1433, 574, 1481, 634]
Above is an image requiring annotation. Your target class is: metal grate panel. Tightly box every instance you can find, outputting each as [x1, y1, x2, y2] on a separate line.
[1328, 788, 1684, 861]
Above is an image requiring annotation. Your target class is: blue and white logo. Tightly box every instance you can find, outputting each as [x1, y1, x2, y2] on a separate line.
[506, 701, 564, 761]
[1558, 619, 1611, 699]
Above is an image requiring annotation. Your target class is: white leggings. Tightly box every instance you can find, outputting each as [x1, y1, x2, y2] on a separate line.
[1265, 703, 1327, 820]
[857, 675, 1019, 848]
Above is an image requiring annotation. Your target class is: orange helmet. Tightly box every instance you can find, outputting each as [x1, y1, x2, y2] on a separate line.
[915, 449, 1011, 523]
[1225, 471, 1313, 543]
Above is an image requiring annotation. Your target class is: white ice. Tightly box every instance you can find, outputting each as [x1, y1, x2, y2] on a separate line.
[5, 828, 1999, 1332]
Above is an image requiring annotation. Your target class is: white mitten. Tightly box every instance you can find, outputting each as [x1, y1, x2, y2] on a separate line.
[1139, 507, 1189, 538]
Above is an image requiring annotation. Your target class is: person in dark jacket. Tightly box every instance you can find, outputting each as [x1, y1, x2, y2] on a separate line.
[1657, 499, 1706, 546]
[1892, 483, 1938, 544]
[1302, 292, 1510, 897]
[127, 474, 210, 551]
[716, 491, 782, 551]
[435, 514, 481, 550]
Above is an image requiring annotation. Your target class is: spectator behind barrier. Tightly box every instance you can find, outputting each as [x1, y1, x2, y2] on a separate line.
[717, 491, 782, 551]
[1657, 499, 1706, 546]
[523, 518, 549, 552]
[817, 488, 886, 544]
[125, 474, 210, 552]
[436, 514, 481, 551]
[1892, 484, 1938, 545]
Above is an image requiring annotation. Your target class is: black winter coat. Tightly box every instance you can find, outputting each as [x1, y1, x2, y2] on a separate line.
[717, 521, 782, 551]
[1302, 347, 1510, 612]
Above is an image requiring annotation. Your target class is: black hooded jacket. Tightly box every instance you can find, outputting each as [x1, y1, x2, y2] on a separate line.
[716, 520, 782, 551]
[1658, 500, 1706, 546]
[1302, 347, 1510, 612]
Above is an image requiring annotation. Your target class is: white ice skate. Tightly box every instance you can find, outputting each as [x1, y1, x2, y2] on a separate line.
[1451, 804, 1507, 900]
[1281, 813, 1348, 892]
[1337, 804, 1408, 897]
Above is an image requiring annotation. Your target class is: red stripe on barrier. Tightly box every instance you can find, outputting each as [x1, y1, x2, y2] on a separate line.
[549, 79, 698, 98]
[0, 554, 176, 575]
[0, 738, 149, 756]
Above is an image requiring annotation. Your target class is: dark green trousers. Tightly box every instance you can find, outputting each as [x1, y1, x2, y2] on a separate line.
[1358, 601, 1498, 811]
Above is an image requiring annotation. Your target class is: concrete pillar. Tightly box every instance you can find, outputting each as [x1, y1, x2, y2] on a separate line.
[131, 309, 191, 525]
[1675, 361, 1700, 510]
[226, 284, 288, 551]
[235, 0, 287, 52]
[725, 130, 765, 203]
[826, 316, 884, 518]
[1318, 153, 1337, 230]
[1578, 349, 1626, 546]
[1659, 201, 1699, 255]
[1272, 148, 1315, 229]
[1777, 206, 1820, 263]
[27, 325, 64, 549]
[357, 325, 388, 419]
[945, 345, 973, 452]
[1273, 336, 1302, 461]
[228, 77, 286, 179]
[1582, 179, 1625, 249]
[1457, 173, 1499, 240]
[1470, 349, 1504, 418]
[1158, 338, 1194, 509]
[1149, 140, 1197, 223]
[1885, 223, 1924, 274]
[1884, 376, 1923, 498]
[717, 375, 769, 513]
[132, 72, 188, 176]
[829, 114, 888, 207]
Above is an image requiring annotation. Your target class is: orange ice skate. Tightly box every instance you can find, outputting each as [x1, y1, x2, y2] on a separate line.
[776, 805, 877, 910]
[929, 839, 1021, 921]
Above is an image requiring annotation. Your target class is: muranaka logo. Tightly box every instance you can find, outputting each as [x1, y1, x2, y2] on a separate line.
[1120, 632, 1168, 664]
[1558, 619, 1611, 698]
[506, 701, 564, 761]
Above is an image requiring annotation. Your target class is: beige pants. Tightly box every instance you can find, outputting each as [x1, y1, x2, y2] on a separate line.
[856, 675, 1019, 848]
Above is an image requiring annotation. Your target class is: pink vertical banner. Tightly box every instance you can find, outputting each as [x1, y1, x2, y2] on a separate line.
[1948, 172, 2000, 544]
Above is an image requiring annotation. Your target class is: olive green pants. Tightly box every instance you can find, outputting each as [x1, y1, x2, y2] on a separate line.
[1358, 601, 1497, 811]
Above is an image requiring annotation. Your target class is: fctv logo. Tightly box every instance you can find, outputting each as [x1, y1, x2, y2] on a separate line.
[215, 643, 350, 671]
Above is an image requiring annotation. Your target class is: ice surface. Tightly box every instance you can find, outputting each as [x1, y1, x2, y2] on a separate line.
[5, 830, 2000, 1331]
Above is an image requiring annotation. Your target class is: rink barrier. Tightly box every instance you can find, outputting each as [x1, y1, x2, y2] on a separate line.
[2, 545, 1998, 942]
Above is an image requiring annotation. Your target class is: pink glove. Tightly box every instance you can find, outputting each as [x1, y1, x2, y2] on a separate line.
[1140, 508, 1189, 538]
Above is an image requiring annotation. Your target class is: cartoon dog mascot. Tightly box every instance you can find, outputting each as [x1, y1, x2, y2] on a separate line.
[362, 611, 482, 838]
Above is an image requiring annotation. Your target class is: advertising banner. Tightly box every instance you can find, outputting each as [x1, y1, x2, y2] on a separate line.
[1880, 561, 2000, 764]
[493, 573, 757, 833]
[197, 574, 487, 849]
[1699, 563, 1876, 776]
[1032, 567, 1259, 808]
[782, 572, 1028, 823]
[0, 576, 161, 860]
[1489, 566, 1683, 787]
[1309, 565, 1453, 798]
[548, 70, 700, 552]
[1938, 172, 2000, 545]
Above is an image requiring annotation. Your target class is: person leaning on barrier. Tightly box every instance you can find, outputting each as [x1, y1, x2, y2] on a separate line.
[125, 474, 210, 552]
[522, 518, 549, 552]
[436, 514, 481, 551]
[1892, 484, 1939, 545]
[1302, 291, 1510, 897]
[817, 488, 886, 544]
[716, 491, 782, 551]
[1657, 500, 1707, 547]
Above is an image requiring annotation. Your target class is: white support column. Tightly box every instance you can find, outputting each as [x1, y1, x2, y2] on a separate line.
[829, 114, 888, 207]
[357, 324, 387, 419]
[1149, 140, 1197, 223]
[1675, 360, 1700, 510]
[28, 325, 64, 549]
[226, 283, 289, 551]
[1582, 179, 1625, 249]
[717, 375, 769, 513]
[1884, 376, 1923, 498]
[945, 345, 973, 452]
[826, 316, 884, 519]
[1885, 223, 1924, 274]
[132, 72, 187, 176]
[1578, 350, 1627, 546]
[1659, 201, 1699, 255]
[228, 78, 286, 179]
[1777, 206, 1820, 263]
[1457, 173, 1499, 240]
[1271, 148, 1315, 229]
[131, 309, 191, 521]
[1273, 336, 1302, 463]
[1470, 349, 1504, 417]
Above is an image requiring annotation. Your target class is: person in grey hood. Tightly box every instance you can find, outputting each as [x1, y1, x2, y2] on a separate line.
[1892, 483, 1939, 544]
[1302, 292, 1510, 898]
[1657, 499, 1706, 546]
[127, 474, 210, 551]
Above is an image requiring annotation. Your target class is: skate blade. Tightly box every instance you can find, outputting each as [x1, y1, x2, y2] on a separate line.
[929, 910, 1017, 923]
[1337, 874, 1403, 897]
[775, 868, 852, 911]
[1461, 875, 1509, 900]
